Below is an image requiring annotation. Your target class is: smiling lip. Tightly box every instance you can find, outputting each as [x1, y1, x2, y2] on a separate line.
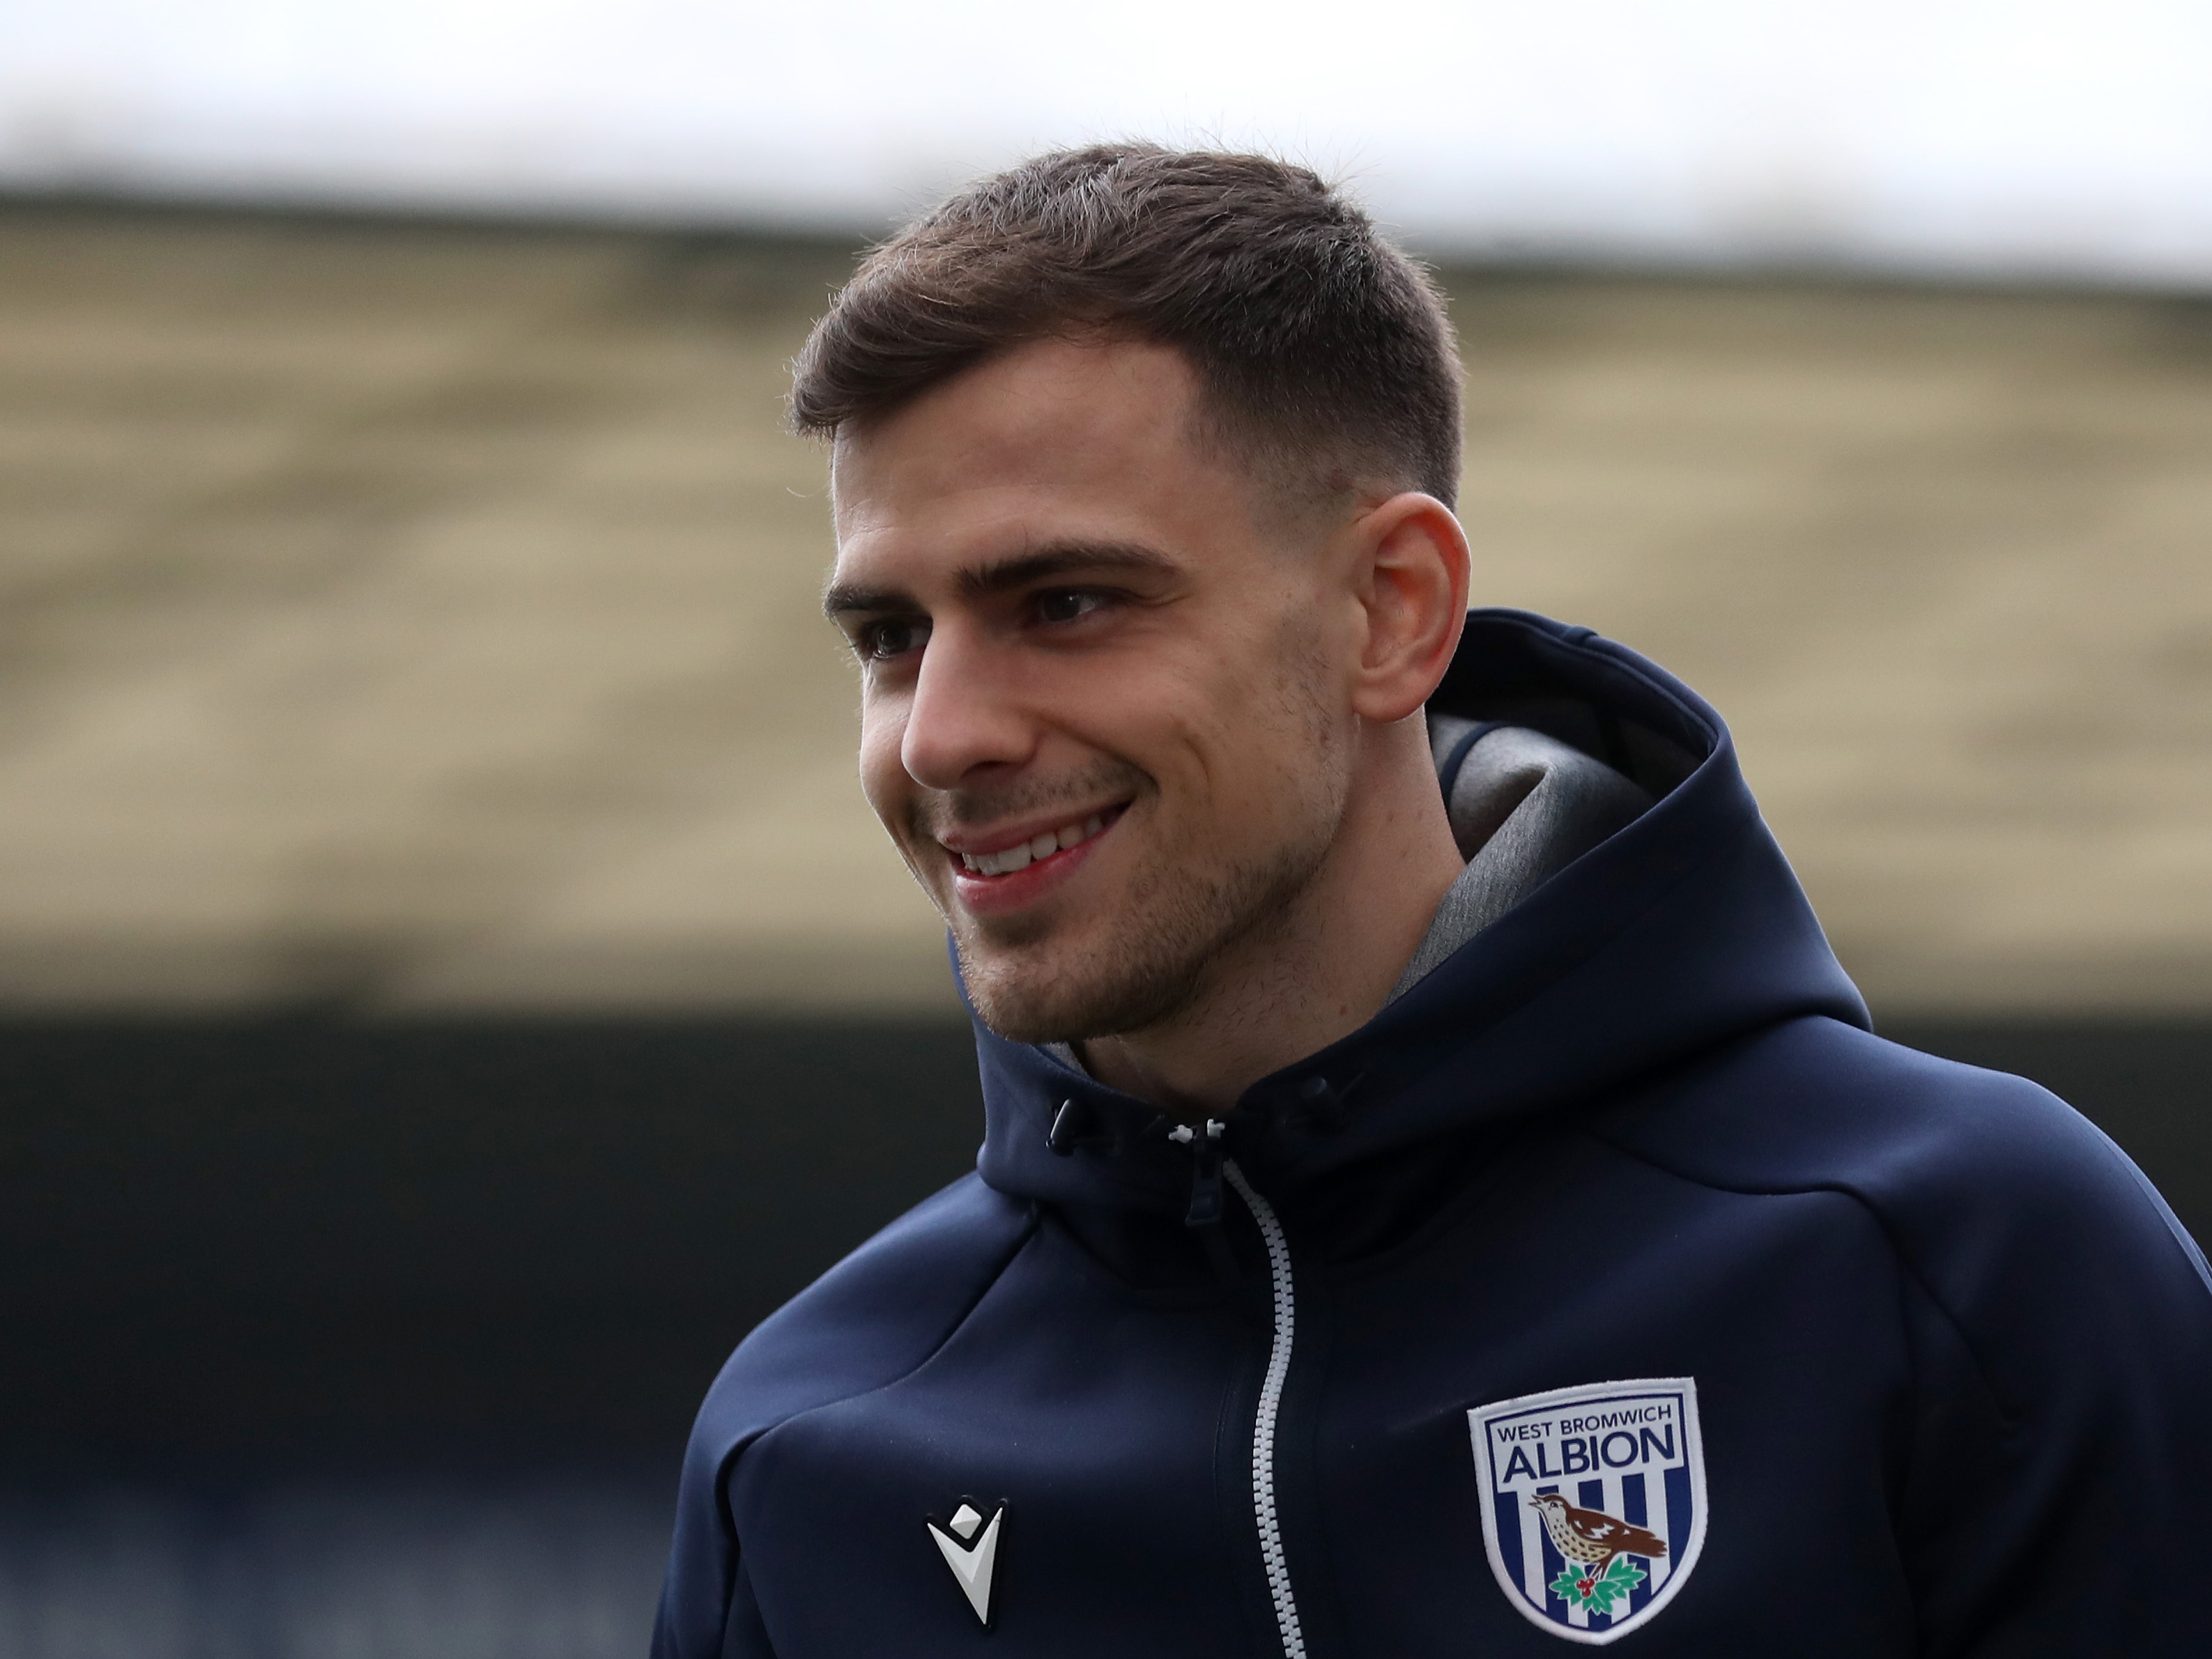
[940, 804, 1126, 912]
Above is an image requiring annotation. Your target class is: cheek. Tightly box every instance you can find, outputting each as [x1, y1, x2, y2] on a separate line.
[1173, 641, 1350, 830]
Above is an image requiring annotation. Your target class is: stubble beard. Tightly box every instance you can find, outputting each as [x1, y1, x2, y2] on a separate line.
[955, 801, 1340, 1045]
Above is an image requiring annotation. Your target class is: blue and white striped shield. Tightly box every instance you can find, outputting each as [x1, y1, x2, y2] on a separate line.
[1468, 1377, 1708, 1644]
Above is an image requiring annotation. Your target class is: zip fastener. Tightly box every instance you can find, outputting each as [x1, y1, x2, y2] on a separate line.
[1223, 1158, 1309, 1659]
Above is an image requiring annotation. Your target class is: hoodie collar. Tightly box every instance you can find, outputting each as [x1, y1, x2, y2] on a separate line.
[971, 609, 1868, 1221]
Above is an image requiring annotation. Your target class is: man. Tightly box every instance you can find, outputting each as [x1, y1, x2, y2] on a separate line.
[655, 146, 2212, 1656]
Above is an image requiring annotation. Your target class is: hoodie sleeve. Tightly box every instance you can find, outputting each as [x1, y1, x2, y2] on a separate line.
[651, 1428, 751, 1659]
[1886, 1097, 2212, 1658]
[650, 1511, 774, 1659]
[648, 1175, 1036, 1659]
[1597, 1019, 2212, 1654]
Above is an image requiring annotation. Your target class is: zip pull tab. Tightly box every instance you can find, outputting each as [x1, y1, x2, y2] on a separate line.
[1168, 1118, 1228, 1227]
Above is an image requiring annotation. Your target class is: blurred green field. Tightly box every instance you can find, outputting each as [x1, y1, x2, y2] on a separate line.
[1, 203, 2208, 1016]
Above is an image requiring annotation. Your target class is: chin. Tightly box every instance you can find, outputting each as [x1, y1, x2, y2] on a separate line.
[955, 929, 1201, 1047]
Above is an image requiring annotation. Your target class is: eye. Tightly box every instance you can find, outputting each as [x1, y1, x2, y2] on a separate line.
[857, 617, 930, 661]
[1034, 589, 1105, 625]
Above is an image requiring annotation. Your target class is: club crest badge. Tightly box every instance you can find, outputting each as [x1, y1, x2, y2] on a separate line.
[1468, 1377, 1707, 1644]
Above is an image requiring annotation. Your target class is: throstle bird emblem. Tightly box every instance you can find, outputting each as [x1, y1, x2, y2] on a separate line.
[1527, 1491, 1668, 1571]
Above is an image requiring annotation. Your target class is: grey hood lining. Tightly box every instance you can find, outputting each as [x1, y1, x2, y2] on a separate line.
[1388, 718, 1655, 1003]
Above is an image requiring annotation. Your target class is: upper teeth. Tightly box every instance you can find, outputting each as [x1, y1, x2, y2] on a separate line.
[959, 814, 1107, 876]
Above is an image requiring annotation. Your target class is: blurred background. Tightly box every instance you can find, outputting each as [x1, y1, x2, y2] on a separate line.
[1, 2, 2208, 1654]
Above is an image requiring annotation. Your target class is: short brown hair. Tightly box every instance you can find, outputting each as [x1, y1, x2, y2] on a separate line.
[790, 144, 1463, 510]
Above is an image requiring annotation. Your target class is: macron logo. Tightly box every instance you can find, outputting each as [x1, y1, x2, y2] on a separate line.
[925, 1499, 1006, 1626]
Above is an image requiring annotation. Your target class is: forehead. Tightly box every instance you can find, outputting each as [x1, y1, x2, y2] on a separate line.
[829, 339, 1251, 579]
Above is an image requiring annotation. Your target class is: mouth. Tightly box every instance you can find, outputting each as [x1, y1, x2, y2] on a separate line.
[951, 807, 1119, 875]
[939, 803, 1128, 909]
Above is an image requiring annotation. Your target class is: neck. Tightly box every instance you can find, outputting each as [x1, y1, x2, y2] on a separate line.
[1078, 725, 1464, 1118]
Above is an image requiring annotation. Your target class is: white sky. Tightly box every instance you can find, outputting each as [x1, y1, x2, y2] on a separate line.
[3, 0, 2209, 282]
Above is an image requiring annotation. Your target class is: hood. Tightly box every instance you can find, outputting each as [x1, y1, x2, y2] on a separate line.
[969, 608, 1868, 1227]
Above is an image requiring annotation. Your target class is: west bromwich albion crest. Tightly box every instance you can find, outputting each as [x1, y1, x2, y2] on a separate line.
[1468, 1377, 1707, 1644]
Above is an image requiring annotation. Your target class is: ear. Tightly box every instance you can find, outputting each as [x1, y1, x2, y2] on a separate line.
[1345, 491, 1470, 724]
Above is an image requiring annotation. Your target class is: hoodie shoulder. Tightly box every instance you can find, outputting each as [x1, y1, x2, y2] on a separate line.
[1591, 1015, 2212, 1400]
[653, 1173, 1036, 1659]
[698, 1171, 1035, 1436]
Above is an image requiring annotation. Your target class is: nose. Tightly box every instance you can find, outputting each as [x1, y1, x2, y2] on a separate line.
[898, 624, 1037, 790]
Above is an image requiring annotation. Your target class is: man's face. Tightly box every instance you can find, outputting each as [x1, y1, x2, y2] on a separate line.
[827, 339, 1363, 1042]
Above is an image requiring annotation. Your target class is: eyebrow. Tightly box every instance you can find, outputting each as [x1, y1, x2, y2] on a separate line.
[822, 540, 1182, 619]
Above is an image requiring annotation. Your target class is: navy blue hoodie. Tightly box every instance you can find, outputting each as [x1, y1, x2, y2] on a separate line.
[655, 610, 2212, 1656]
